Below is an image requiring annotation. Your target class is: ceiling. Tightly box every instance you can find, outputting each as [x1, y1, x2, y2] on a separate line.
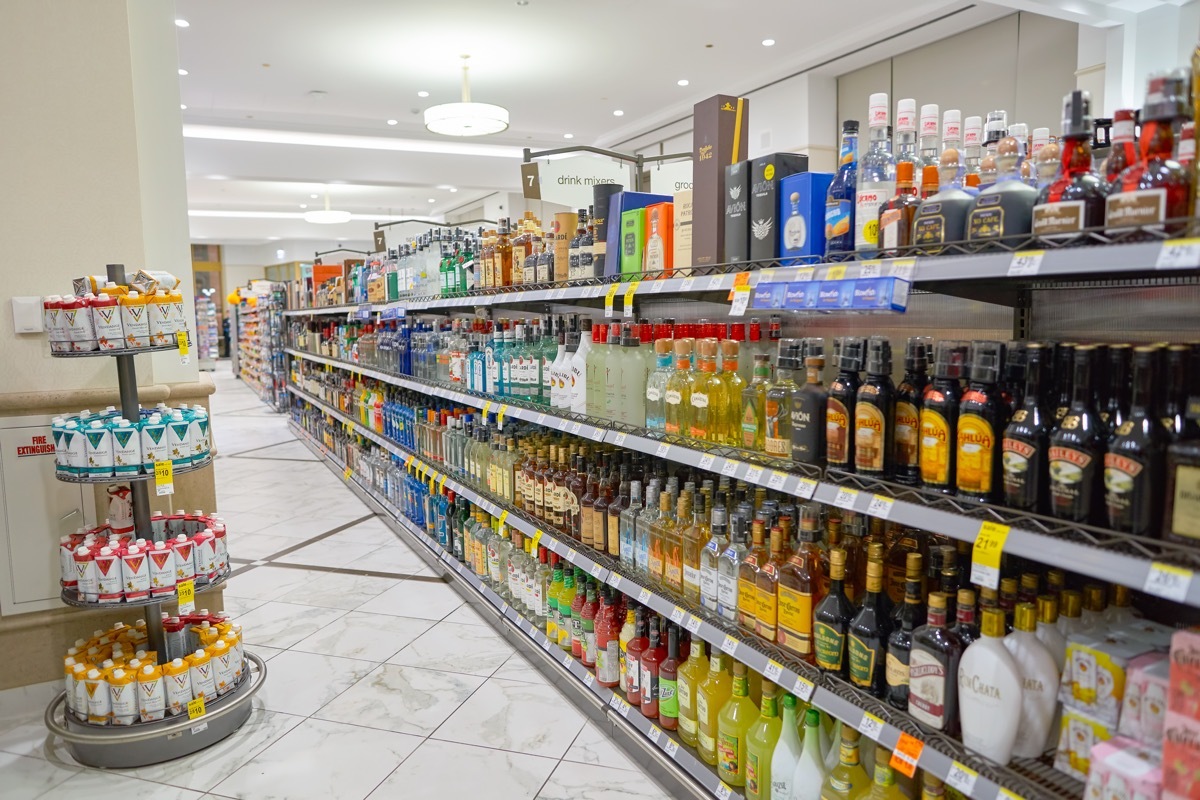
[174, 0, 1132, 249]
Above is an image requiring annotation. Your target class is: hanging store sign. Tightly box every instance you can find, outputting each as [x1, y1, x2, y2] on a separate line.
[533, 154, 632, 209]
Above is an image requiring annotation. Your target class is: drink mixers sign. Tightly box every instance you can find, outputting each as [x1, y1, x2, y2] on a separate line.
[529, 154, 633, 209]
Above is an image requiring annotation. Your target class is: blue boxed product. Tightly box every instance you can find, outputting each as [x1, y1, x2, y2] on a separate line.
[783, 281, 819, 311]
[604, 191, 673, 277]
[778, 172, 835, 263]
[851, 277, 911, 312]
[752, 283, 786, 310]
[816, 280, 854, 311]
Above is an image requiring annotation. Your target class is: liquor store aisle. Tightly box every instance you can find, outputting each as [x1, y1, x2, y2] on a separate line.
[0, 367, 672, 800]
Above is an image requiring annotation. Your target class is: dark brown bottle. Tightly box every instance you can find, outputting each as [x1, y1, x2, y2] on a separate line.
[1002, 343, 1051, 512]
[567, 454, 587, 538]
[919, 341, 968, 494]
[579, 457, 599, 548]
[885, 552, 925, 711]
[949, 588, 981, 648]
[848, 560, 890, 697]
[956, 341, 1007, 503]
[894, 337, 931, 486]
[826, 338, 865, 472]
[792, 340, 828, 468]
[1105, 346, 1165, 536]
[855, 337, 895, 478]
[1101, 344, 1133, 439]
[1161, 345, 1189, 442]
[813, 548, 855, 679]
[907, 592, 963, 735]
[1049, 345, 1106, 523]
[1051, 343, 1076, 432]
[1163, 376, 1200, 545]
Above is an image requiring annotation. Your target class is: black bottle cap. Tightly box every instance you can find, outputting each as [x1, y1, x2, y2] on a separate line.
[1004, 341, 1027, 384]
[621, 325, 639, 347]
[842, 120, 859, 134]
[866, 336, 892, 375]
[1061, 90, 1093, 139]
[837, 337, 866, 372]
[1142, 69, 1191, 122]
[804, 337, 825, 361]
[777, 339, 802, 370]
[968, 341, 1005, 384]
[580, 318, 592, 332]
[904, 336, 930, 372]
[933, 341, 968, 380]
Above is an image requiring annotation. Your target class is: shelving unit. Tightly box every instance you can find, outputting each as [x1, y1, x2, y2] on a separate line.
[238, 283, 289, 410]
[194, 295, 218, 370]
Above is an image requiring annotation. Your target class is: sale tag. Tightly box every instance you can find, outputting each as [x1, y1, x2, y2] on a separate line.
[655, 443, 670, 458]
[1143, 561, 1194, 603]
[727, 272, 752, 300]
[187, 696, 206, 719]
[532, 530, 544, 549]
[1156, 238, 1200, 269]
[686, 615, 702, 634]
[648, 724, 662, 744]
[889, 732, 924, 778]
[499, 511, 509, 528]
[177, 330, 190, 365]
[605, 284, 621, 317]
[720, 635, 739, 656]
[792, 676, 815, 701]
[571, 422, 582, 435]
[536, 413, 546, 425]
[858, 712, 884, 740]
[867, 494, 894, 519]
[768, 471, 788, 490]
[825, 264, 847, 281]
[154, 460, 174, 496]
[833, 487, 859, 509]
[497, 405, 508, 427]
[796, 478, 818, 499]
[699, 454, 716, 470]
[670, 606, 685, 623]
[1007, 249, 1045, 277]
[177, 579, 196, 614]
[744, 466, 763, 484]
[343, 466, 353, 481]
[970, 521, 1010, 590]
[482, 401, 493, 418]
[764, 660, 783, 683]
[623, 281, 640, 317]
[608, 573, 622, 589]
[721, 460, 739, 477]
[945, 762, 978, 795]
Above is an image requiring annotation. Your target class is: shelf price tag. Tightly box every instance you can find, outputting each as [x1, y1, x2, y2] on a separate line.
[571, 422, 582, 435]
[177, 331, 190, 365]
[720, 460, 740, 477]
[532, 530, 544, 549]
[613, 433, 626, 446]
[768, 471, 788, 490]
[637, 587, 652, 603]
[607, 573, 622, 590]
[670, 606, 685, 624]
[945, 762, 978, 795]
[792, 675, 815, 701]
[497, 405, 508, 427]
[680, 277, 697, 292]
[650, 278, 666, 294]
[1156, 238, 1200, 269]
[605, 284, 621, 317]
[664, 738, 679, 759]
[343, 466, 353, 481]
[648, 724, 662, 744]
[482, 401, 493, 418]
[584, 671, 595, 686]
[866, 494, 894, 519]
[590, 427, 604, 442]
[727, 272, 753, 300]
[796, 478, 818, 499]
[794, 267, 815, 282]
[825, 265, 847, 281]
[1143, 561, 1194, 603]
[1007, 249, 1045, 277]
[567, 548, 578, 563]
[720, 635, 739, 657]
[685, 615, 703, 634]
[536, 413, 546, 425]
[498, 511, 509, 528]
[154, 460, 174, 496]
[998, 789, 1024, 800]
[744, 466, 763, 484]
[969, 521, 1010, 590]
[715, 781, 733, 800]
[699, 454, 716, 470]
[888, 258, 917, 280]
[623, 281, 640, 317]
[655, 443, 670, 458]
[187, 696, 206, 719]
[177, 579, 196, 614]
[858, 260, 883, 278]
[889, 732, 924, 778]
[858, 712, 885, 740]
[764, 660, 783, 683]
[833, 487, 859, 509]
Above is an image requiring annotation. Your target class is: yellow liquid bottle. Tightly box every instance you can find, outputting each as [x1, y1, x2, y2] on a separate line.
[755, 525, 784, 643]
[741, 354, 772, 452]
[743, 681, 783, 799]
[663, 490, 690, 595]
[690, 338, 727, 443]
[719, 340, 747, 445]
[852, 746, 906, 800]
[697, 652, 732, 766]
[738, 519, 768, 630]
[648, 489, 675, 587]
[677, 640, 709, 748]
[681, 490, 709, 605]
[664, 338, 696, 437]
[717, 661, 758, 787]
[821, 727, 870, 800]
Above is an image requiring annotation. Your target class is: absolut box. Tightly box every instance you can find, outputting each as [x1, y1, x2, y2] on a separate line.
[673, 190, 693, 275]
[779, 172, 834, 262]
[748, 153, 809, 261]
[693, 94, 749, 267]
[723, 160, 751, 263]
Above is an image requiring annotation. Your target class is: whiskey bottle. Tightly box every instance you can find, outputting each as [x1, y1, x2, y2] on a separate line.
[878, 160, 922, 256]
[920, 341, 967, 493]
[738, 520, 769, 631]
[907, 592, 963, 734]
[1106, 346, 1166, 535]
[1033, 90, 1106, 244]
[645, 204, 667, 277]
[777, 505, 822, 662]
[885, 552, 925, 711]
[1003, 343, 1051, 512]
[895, 337, 931, 485]
[855, 336, 895, 478]
[1049, 345, 1105, 523]
[956, 341, 1006, 503]
[814, 547, 855, 678]
[792, 344, 828, 468]
[849, 560, 890, 697]
[827, 337, 865, 472]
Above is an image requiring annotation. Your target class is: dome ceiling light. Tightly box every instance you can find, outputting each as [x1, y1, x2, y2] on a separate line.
[303, 191, 351, 224]
[424, 55, 509, 137]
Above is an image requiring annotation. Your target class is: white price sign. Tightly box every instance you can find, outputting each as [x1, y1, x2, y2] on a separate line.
[613, 432, 626, 446]
[584, 671, 595, 686]
[1007, 250, 1045, 277]
[730, 288, 751, 316]
[664, 738, 680, 758]
[685, 615, 703, 634]
[670, 606, 686, 624]
[650, 280, 666, 294]
[637, 588, 652, 603]
[571, 422, 582, 435]
[764, 660, 783, 683]
[744, 466, 763, 484]
[720, 635, 739, 656]
[680, 277, 697, 292]
[945, 763, 978, 795]
[1156, 238, 1200, 269]
[866, 494, 894, 519]
[796, 478, 818, 499]
[608, 573, 622, 589]
[833, 487, 859, 509]
[716, 782, 733, 800]
[707, 275, 724, 290]
[648, 725, 662, 744]
[591, 428, 604, 442]
[858, 713, 885, 740]
[1143, 562, 1193, 603]
[720, 460, 739, 477]
[859, 260, 882, 278]
[699, 454, 716, 470]
[536, 413, 546, 425]
[792, 676, 816, 701]
[655, 443, 670, 458]
[768, 471, 788, 490]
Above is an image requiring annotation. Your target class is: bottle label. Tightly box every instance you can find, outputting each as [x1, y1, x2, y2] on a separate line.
[678, 679, 695, 724]
[825, 200, 852, 242]
[885, 651, 910, 691]
[718, 731, 742, 778]
[755, 585, 777, 633]
[966, 198, 1004, 241]
[718, 573, 738, 614]
[641, 664, 656, 703]
[646, 386, 661, 402]
[1170, 465, 1200, 539]
[894, 400, 920, 469]
[1033, 200, 1086, 239]
[738, 578, 758, 622]
[826, 398, 851, 466]
[698, 729, 715, 757]
[854, 189, 884, 248]
[666, 560, 683, 589]
[684, 565, 701, 594]
[1002, 437, 1038, 508]
[880, 207, 903, 249]
[919, 407, 952, 485]
[691, 392, 709, 409]
[742, 402, 761, 449]
[848, 633, 879, 688]
[1104, 452, 1148, 532]
[814, 621, 845, 671]
[746, 752, 762, 796]
[1105, 188, 1166, 232]
[665, 389, 682, 405]
[659, 677, 678, 718]
[700, 565, 719, 606]
[913, 209, 946, 246]
[765, 396, 789, 455]
[854, 401, 887, 472]
[628, 653, 641, 691]
[1049, 445, 1097, 520]
[777, 584, 814, 656]
[907, 649, 948, 728]
[956, 412, 995, 495]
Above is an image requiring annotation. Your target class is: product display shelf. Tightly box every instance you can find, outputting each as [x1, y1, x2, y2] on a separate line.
[283, 348, 1200, 610]
[55, 456, 214, 484]
[59, 567, 230, 609]
[42, 264, 263, 769]
[290, 422, 740, 800]
[286, 387, 1081, 800]
[51, 333, 185, 358]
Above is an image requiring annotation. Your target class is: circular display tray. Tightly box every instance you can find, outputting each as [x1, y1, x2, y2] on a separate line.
[45, 652, 266, 769]
[55, 456, 213, 484]
[50, 335, 183, 358]
[59, 568, 231, 609]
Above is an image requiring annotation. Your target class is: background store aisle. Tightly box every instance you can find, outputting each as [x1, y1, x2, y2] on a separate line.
[0, 366, 672, 800]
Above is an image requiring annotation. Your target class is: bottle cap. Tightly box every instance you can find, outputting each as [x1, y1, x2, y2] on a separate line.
[968, 340, 1004, 384]
[906, 552, 923, 581]
[942, 109, 962, 141]
[957, 588, 975, 608]
[842, 119, 859, 134]
[1014, 602, 1038, 633]
[981, 607, 1006, 638]
[1061, 589, 1082, 618]
[1037, 594, 1059, 624]
[933, 341, 968, 380]
[1142, 69, 1191, 122]
[1113, 584, 1132, 608]
[837, 337, 866, 372]
[896, 98, 917, 132]
[782, 693, 797, 709]
[1001, 577, 1018, 595]
[720, 339, 739, 359]
[922, 163, 941, 190]
[964, 116, 983, 146]
[920, 104, 940, 138]
[864, 336, 891, 375]
[896, 160, 915, 185]
[655, 338, 673, 355]
[984, 110, 1008, 145]
[868, 93, 889, 128]
[1083, 583, 1107, 612]
[776, 339, 801, 370]
[928, 591, 947, 610]
[805, 708, 821, 726]
[1008, 122, 1029, 143]
[904, 337, 931, 372]
[698, 337, 719, 358]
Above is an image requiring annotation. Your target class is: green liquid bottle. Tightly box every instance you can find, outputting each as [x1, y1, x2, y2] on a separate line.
[744, 682, 783, 800]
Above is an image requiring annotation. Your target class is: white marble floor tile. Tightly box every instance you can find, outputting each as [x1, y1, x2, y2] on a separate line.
[323, 519, 402, 548]
[314, 664, 482, 736]
[54, 770, 206, 800]
[387, 620, 513, 677]
[367, 739, 555, 800]
[293, 612, 433, 662]
[228, 533, 299, 561]
[252, 514, 366, 541]
[342, 543, 431, 575]
[563, 721, 640, 771]
[222, 566, 323, 603]
[214, 509, 286, 535]
[0, 751, 79, 798]
[536, 762, 672, 800]
[274, 539, 381, 569]
[216, 595, 266, 617]
[211, 718, 420, 800]
[276, 571, 399, 611]
[491, 653, 551, 686]
[441, 603, 492, 627]
[245, 644, 286, 662]
[0, 680, 61, 758]
[431, 677, 585, 759]
[355, 580, 461, 620]
[235, 441, 320, 461]
[236, 601, 347, 648]
[256, 650, 376, 717]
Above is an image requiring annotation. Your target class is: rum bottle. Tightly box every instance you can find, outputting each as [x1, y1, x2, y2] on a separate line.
[849, 560, 890, 698]
[1033, 90, 1106, 243]
[956, 341, 1006, 503]
[920, 341, 967, 493]
[907, 592, 963, 734]
[792, 344, 828, 468]
[827, 337, 865, 472]
[855, 336, 895, 478]
[814, 547, 855, 678]
[877, 160, 922, 255]
[1049, 345, 1105, 523]
[1106, 346, 1166, 535]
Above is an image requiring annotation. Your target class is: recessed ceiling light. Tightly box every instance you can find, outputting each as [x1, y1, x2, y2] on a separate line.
[563, 133, 574, 139]
[417, 91, 429, 98]
[175, 19, 189, 27]
[762, 38, 775, 46]
[677, 79, 689, 86]
[449, 187, 458, 193]
[310, 194, 318, 199]
[428, 198, 436, 203]
[386, 119, 398, 125]
[516, 0, 529, 5]
[180, 104, 187, 110]
[299, 204, 307, 209]
[613, 110, 624, 117]
[178, 68, 188, 76]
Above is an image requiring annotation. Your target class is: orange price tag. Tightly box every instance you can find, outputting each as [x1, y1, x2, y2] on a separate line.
[727, 271, 752, 301]
[889, 732, 924, 778]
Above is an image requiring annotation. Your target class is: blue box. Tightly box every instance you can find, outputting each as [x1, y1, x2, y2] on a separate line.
[783, 281, 819, 311]
[851, 277, 911, 312]
[816, 280, 854, 311]
[752, 283, 786, 310]
[778, 172, 835, 263]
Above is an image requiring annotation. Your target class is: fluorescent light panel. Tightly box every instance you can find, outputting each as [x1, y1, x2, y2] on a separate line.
[182, 125, 524, 159]
[188, 210, 440, 222]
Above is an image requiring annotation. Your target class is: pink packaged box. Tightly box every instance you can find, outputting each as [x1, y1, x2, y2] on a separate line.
[1164, 710, 1200, 799]
[1086, 736, 1162, 800]
[1170, 628, 1200, 719]
[1120, 652, 1171, 746]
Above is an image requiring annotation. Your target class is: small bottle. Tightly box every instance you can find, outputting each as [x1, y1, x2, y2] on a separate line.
[958, 607, 1022, 765]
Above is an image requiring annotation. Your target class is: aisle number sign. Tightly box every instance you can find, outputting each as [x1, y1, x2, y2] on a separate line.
[154, 460, 174, 496]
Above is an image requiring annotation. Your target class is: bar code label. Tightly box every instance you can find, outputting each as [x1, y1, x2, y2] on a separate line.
[608, 573, 622, 589]
[571, 422, 582, 434]
[591, 428, 604, 441]
[859, 260, 882, 278]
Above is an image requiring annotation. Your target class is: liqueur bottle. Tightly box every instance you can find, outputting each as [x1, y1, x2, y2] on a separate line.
[690, 338, 727, 443]
[885, 552, 925, 711]
[854, 336, 895, 478]
[956, 341, 1007, 503]
[717, 661, 758, 788]
[1101, 344, 1133, 437]
[1048, 345, 1105, 523]
[658, 623, 682, 731]
[697, 652, 733, 766]
[1033, 90, 1106, 243]
[765, 340, 801, 457]
[814, 548, 855, 678]
[966, 133, 1038, 246]
[1105, 108, 1138, 183]
[821, 728, 870, 800]
[894, 337, 931, 486]
[877, 160, 922, 255]
[907, 592, 963, 734]
[1105, 346, 1166, 535]
[950, 588, 981, 648]
[664, 339, 696, 437]
[677, 639, 708, 748]
[1162, 361, 1200, 546]
[778, 505, 823, 662]
[792, 344, 828, 468]
[919, 341, 968, 493]
[743, 681, 783, 799]
[827, 337, 865, 472]
[825, 120, 859, 256]
[912, 148, 975, 251]
[755, 525, 784, 642]
[848, 560, 890, 697]
[742, 354, 772, 451]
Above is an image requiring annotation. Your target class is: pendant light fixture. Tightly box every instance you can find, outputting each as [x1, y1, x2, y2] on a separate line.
[424, 55, 509, 137]
[303, 191, 351, 224]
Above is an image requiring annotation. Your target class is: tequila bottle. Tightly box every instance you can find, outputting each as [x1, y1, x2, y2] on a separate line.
[741, 354, 772, 452]
[855, 93, 897, 255]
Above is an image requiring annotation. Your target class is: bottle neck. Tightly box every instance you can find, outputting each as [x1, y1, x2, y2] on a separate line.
[1058, 136, 1093, 178]
[1131, 358, 1154, 413]
[1142, 119, 1177, 161]
[1071, 358, 1093, 407]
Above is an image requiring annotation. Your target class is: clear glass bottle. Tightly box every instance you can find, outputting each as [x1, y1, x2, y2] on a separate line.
[855, 92, 897, 255]
[700, 503, 729, 613]
[619, 480, 643, 571]
[764, 340, 801, 457]
[645, 338, 675, 431]
[741, 354, 772, 452]
[717, 516, 749, 623]
[664, 339, 696, 437]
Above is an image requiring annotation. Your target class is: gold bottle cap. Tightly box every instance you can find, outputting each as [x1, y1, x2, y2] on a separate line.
[830, 547, 846, 566]
[770, 526, 784, 553]
[1062, 589, 1082, 618]
[866, 559, 883, 591]
[1014, 602, 1038, 633]
[841, 726, 861, 744]
[655, 338, 674, 355]
[1113, 584, 1132, 609]
[1000, 577, 1018, 595]
[1084, 583, 1107, 612]
[753, 518, 766, 536]
[761, 680, 777, 697]
[1037, 594, 1059, 624]
[875, 744, 891, 764]
[721, 339, 740, 359]
[674, 338, 694, 357]
[1021, 573, 1039, 592]
[980, 586, 999, 603]
[906, 552, 923, 581]
[732, 660, 747, 677]
[981, 607, 1007, 638]
[660, 492, 673, 512]
[1047, 569, 1065, 590]
[957, 588, 976, 608]
[928, 591, 947, 611]
[867, 541, 885, 562]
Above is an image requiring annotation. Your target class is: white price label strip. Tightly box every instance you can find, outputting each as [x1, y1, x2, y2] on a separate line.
[744, 466, 763, 484]
[796, 478, 818, 499]
[1007, 249, 1045, 277]
[792, 676, 816, 701]
[833, 487, 859, 509]
[670, 607, 686, 623]
[866, 494, 894, 519]
[721, 460, 739, 477]
[764, 660, 783, 683]
[1143, 561, 1193, 603]
[664, 738, 680, 758]
[699, 454, 716, 470]
[945, 763, 978, 795]
[768, 471, 788, 490]
[858, 712, 885, 740]
[1156, 238, 1200, 269]
[685, 615, 703, 633]
[720, 635, 739, 656]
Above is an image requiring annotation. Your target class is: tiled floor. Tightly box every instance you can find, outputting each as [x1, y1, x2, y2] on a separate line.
[0, 364, 671, 800]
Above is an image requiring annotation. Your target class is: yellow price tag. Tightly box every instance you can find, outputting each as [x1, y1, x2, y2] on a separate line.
[439, 474, 448, 492]
[343, 466, 352, 481]
[533, 530, 544, 548]
[970, 521, 1010, 590]
[177, 330, 190, 356]
[176, 579, 195, 613]
[826, 264, 847, 280]
[605, 283, 621, 316]
[154, 460, 174, 497]
[404, 455, 414, 470]
[623, 281, 640, 317]
[187, 696, 206, 719]
[499, 511, 509, 527]
[498, 405, 509, 427]
[482, 401, 493, 418]
[727, 272, 752, 301]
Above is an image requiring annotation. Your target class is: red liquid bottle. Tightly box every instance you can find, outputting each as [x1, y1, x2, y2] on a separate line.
[625, 605, 649, 705]
[570, 569, 587, 659]
[596, 587, 621, 687]
[1034, 90, 1106, 244]
[1105, 108, 1138, 184]
[580, 580, 598, 669]
[658, 623, 682, 731]
[640, 616, 666, 718]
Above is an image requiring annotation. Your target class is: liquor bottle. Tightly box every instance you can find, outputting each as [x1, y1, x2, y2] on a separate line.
[1101, 344, 1132, 438]
[1033, 90, 1106, 243]
[648, 488, 673, 587]
[744, 681, 783, 799]
[639, 616, 665, 718]
[644, 338, 674, 430]
[690, 338, 727, 443]
[918, 103, 940, 167]
[567, 210, 585, 282]
[664, 339, 695, 437]
[1106, 346, 1166, 535]
[1035, 594, 1068, 672]
[755, 525, 785, 642]
[618, 604, 636, 693]
[605, 462, 629, 559]
[570, 569, 587, 659]
[765, 340, 801, 457]
[619, 480, 643, 570]
[597, 586, 621, 688]
[849, 560, 890, 697]
[585, 323, 611, 417]
[956, 341, 1006, 502]
[778, 505, 823, 662]
[958, 607, 1022, 764]
[536, 227, 555, 284]
[718, 515, 748, 623]
[907, 592, 963, 734]
[856, 93, 897, 255]
[825, 120, 859, 256]
[821, 727, 870, 800]
[715, 661, 757, 787]
[677, 639, 708, 747]
[894, 98, 920, 170]
[814, 548, 855, 678]
[716, 341, 746, 446]
[1106, 71, 1193, 236]
[581, 580, 598, 668]
[495, 219, 513, 287]
[895, 337, 931, 485]
[920, 341, 967, 493]
[635, 479, 660, 577]
[697, 651, 733, 766]
[742, 354, 772, 452]
[1003, 602, 1060, 759]
[922, 774, 946, 800]
[919, 163, 940, 199]
[878, 160, 922, 255]
[663, 491, 689, 595]
[700, 503, 728, 613]
[951, 588, 981, 648]
[682, 490, 707, 604]
[978, 110, 1008, 191]
[569, 319, 592, 415]
[793, 344, 828, 468]
[912, 148, 974, 250]
[886, 552, 924, 710]
[967, 131, 1037, 246]
[1002, 342, 1051, 512]
[1105, 108, 1138, 183]
[855, 336, 895, 478]
[625, 606, 649, 704]
[827, 337, 865, 472]
[1049, 345, 1105, 523]
[658, 623, 681, 730]
[738, 520, 768, 630]
[579, 206, 594, 281]
[770, 693, 804, 800]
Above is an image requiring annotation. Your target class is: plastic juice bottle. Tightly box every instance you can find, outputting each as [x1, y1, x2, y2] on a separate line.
[716, 661, 758, 787]
[744, 681, 783, 798]
[697, 651, 733, 766]
[771, 693, 804, 800]
[119, 290, 150, 348]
